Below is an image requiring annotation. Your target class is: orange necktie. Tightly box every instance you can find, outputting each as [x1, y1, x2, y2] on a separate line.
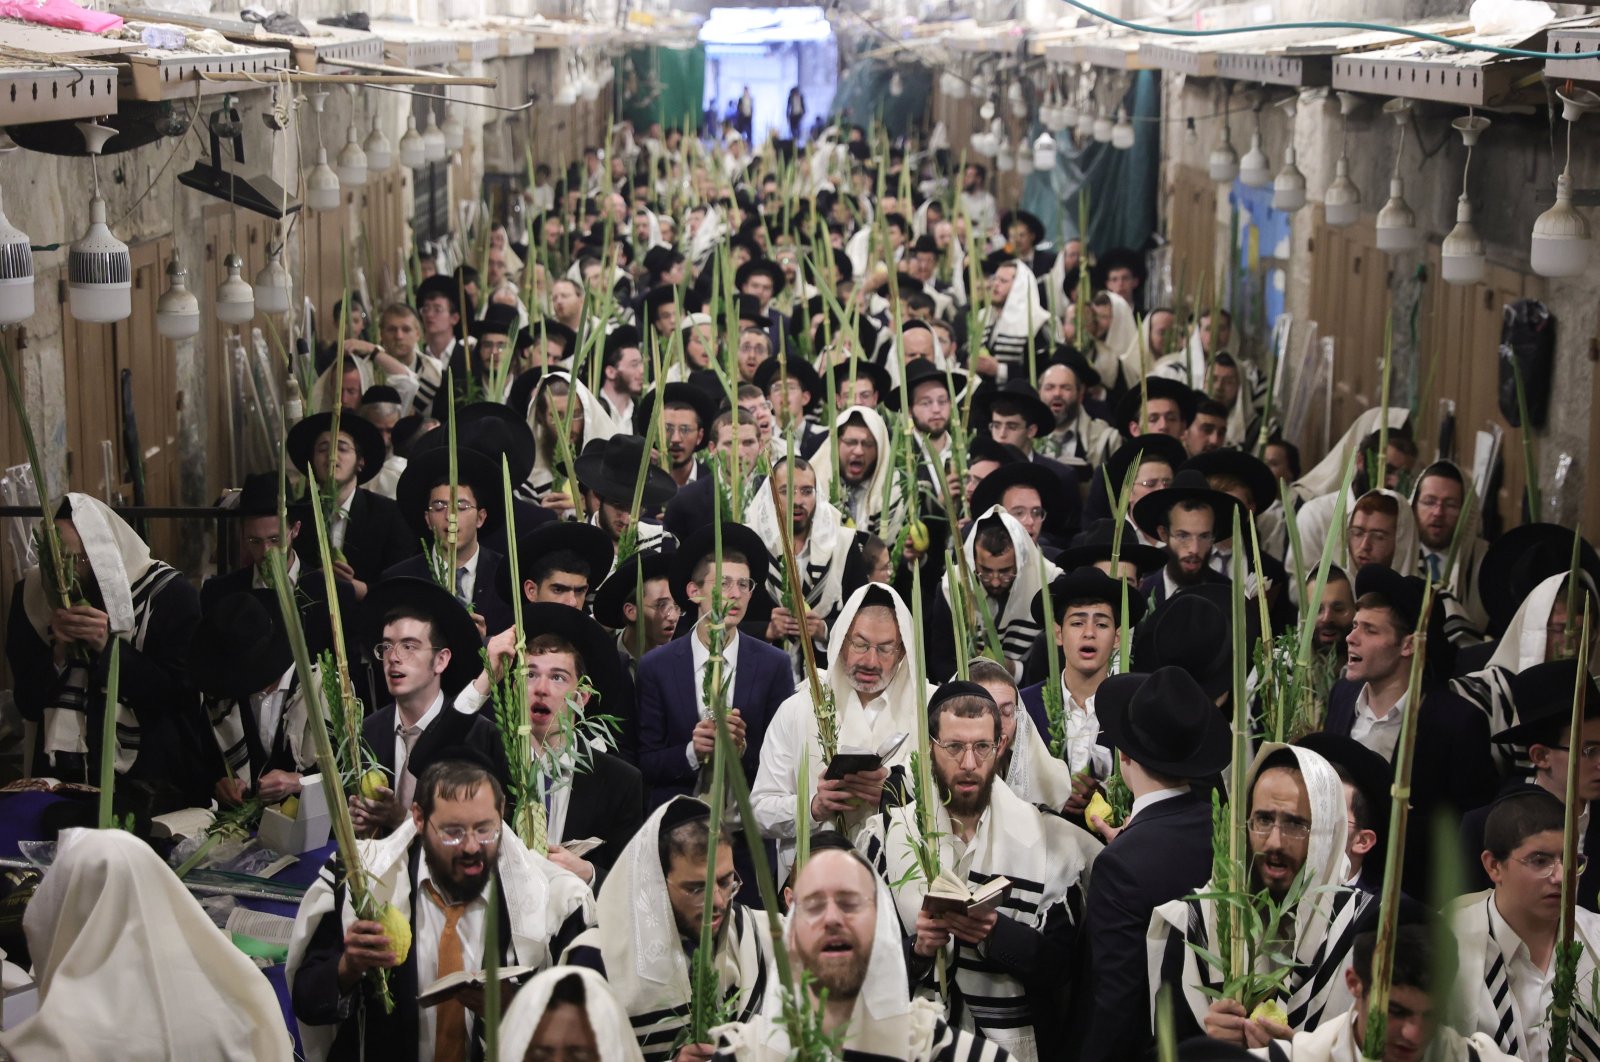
[424, 881, 468, 1062]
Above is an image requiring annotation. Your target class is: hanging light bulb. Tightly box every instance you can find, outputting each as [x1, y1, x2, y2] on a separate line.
[1323, 92, 1361, 227]
[1375, 100, 1419, 254]
[440, 105, 465, 152]
[0, 185, 35, 325]
[155, 254, 200, 340]
[1209, 91, 1237, 184]
[941, 72, 966, 99]
[1092, 112, 1113, 143]
[995, 138, 1015, 172]
[1074, 107, 1094, 141]
[254, 242, 292, 316]
[1060, 94, 1080, 129]
[67, 121, 130, 324]
[421, 109, 448, 163]
[1531, 89, 1599, 278]
[1270, 101, 1305, 212]
[1440, 113, 1490, 285]
[1239, 127, 1270, 187]
[306, 146, 341, 211]
[1010, 96, 1029, 120]
[555, 80, 578, 107]
[1111, 108, 1134, 150]
[1014, 146, 1033, 176]
[979, 100, 996, 122]
[336, 121, 368, 187]
[1033, 130, 1057, 172]
[889, 71, 904, 98]
[215, 252, 255, 325]
[364, 114, 392, 172]
[399, 114, 426, 168]
[1007, 80, 1024, 105]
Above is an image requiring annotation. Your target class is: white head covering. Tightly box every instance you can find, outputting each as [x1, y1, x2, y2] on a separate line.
[1089, 290, 1143, 388]
[1245, 742, 1351, 951]
[746, 474, 855, 624]
[691, 207, 728, 272]
[1324, 487, 1419, 575]
[991, 259, 1047, 345]
[524, 369, 620, 486]
[498, 966, 644, 1062]
[0, 828, 292, 1060]
[809, 405, 905, 542]
[1489, 571, 1596, 674]
[594, 798, 702, 1006]
[948, 505, 1060, 663]
[1292, 406, 1410, 503]
[22, 492, 156, 640]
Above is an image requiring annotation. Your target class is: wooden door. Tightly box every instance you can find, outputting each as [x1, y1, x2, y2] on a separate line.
[1307, 211, 1390, 457]
[1166, 164, 1217, 308]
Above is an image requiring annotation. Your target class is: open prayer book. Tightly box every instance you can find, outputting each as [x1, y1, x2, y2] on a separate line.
[920, 871, 1012, 916]
[558, 837, 604, 858]
[419, 966, 539, 1008]
[823, 733, 909, 780]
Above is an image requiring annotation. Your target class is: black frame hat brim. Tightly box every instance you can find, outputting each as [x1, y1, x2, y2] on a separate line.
[498, 522, 616, 604]
[971, 462, 1072, 537]
[592, 549, 675, 630]
[364, 576, 484, 695]
[394, 446, 504, 543]
[286, 411, 388, 486]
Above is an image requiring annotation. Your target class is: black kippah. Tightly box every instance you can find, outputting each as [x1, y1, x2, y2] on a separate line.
[929, 680, 996, 715]
[407, 743, 498, 781]
[660, 796, 712, 833]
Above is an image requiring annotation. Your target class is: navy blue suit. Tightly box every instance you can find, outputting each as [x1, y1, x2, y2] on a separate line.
[380, 545, 514, 637]
[1017, 681, 1054, 748]
[634, 631, 795, 810]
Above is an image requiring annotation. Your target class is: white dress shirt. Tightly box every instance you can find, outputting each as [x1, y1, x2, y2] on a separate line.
[1059, 682, 1112, 779]
[687, 625, 741, 769]
[412, 856, 488, 1062]
[395, 691, 446, 789]
[1349, 685, 1407, 762]
[1125, 784, 1190, 827]
[252, 668, 296, 758]
[1488, 891, 1552, 1062]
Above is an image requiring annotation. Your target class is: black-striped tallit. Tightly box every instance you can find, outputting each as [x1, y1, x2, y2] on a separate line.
[713, 1012, 1013, 1062]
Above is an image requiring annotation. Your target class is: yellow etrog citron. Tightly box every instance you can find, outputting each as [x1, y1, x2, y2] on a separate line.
[378, 903, 411, 964]
[1084, 792, 1114, 828]
[1250, 999, 1288, 1027]
[908, 520, 930, 552]
[277, 795, 299, 820]
[359, 768, 389, 800]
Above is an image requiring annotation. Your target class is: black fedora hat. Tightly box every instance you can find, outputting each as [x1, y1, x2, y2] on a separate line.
[506, 367, 548, 420]
[1058, 517, 1168, 575]
[998, 209, 1046, 245]
[971, 461, 1072, 536]
[235, 471, 309, 523]
[416, 274, 470, 316]
[394, 445, 503, 543]
[189, 590, 293, 700]
[592, 549, 675, 630]
[670, 520, 775, 611]
[970, 379, 1053, 438]
[524, 319, 577, 363]
[1101, 435, 1189, 510]
[1112, 377, 1200, 438]
[825, 359, 897, 411]
[1353, 563, 1429, 633]
[634, 382, 718, 447]
[471, 302, 520, 341]
[444, 403, 538, 486]
[1182, 448, 1278, 515]
[735, 257, 787, 298]
[1480, 523, 1600, 638]
[1031, 567, 1147, 629]
[736, 294, 767, 324]
[968, 435, 1027, 469]
[516, 600, 626, 714]
[497, 521, 615, 605]
[1131, 468, 1250, 539]
[753, 355, 825, 411]
[902, 358, 971, 405]
[1496, 658, 1600, 744]
[1096, 667, 1230, 777]
[364, 576, 484, 695]
[1045, 347, 1101, 392]
[286, 411, 387, 485]
[574, 435, 678, 512]
[1135, 591, 1231, 698]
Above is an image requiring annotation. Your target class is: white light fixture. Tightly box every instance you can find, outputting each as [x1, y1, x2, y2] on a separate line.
[1032, 130, 1057, 171]
[253, 242, 292, 316]
[1010, 97, 1029, 120]
[67, 121, 130, 324]
[440, 105, 464, 151]
[398, 114, 426, 168]
[0, 185, 35, 325]
[579, 75, 601, 103]
[1092, 112, 1113, 143]
[336, 122, 368, 187]
[889, 71, 904, 98]
[1014, 146, 1033, 176]
[215, 252, 255, 325]
[1209, 89, 1237, 184]
[1375, 100, 1420, 254]
[1531, 88, 1599, 278]
[1270, 100, 1305, 212]
[1074, 107, 1093, 141]
[1007, 81, 1024, 105]
[363, 115, 392, 172]
[1324, 156, 1360, 226]
[979, 100, 996, 122]
[421, 109, 447, 163]
[1111, 107, 1134, 150]
[306, 147, 341, 211]
[555, 81, 578, 107]
[941, 71, 966, 99]
[995, 138, 1014, 172]
[1239, 118, 1271, 187]
[155, 254, 200, 340]
[1440, 112, 1490, 285]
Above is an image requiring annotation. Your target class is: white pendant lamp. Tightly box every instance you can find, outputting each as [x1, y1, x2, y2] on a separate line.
[979, 100, 996, 122]
[1092, 112, 1113, 143]
[0, 186, 35, 325]
[1531, 88, 1599, 278]
[154, 253, 199, 339]
[1209, 91, 1238, 184]
[1074, 108, 1094, 141]
[995, 138, 1015, 172]
[1238, 119, 1270, 187]
[1440, 113, 1490, 285]
[1270, 101, 1305, 212]
[440, 105, 465, 152]
[398, 114, 426, 169]
[1032, 130, 1057, 172]
[1110, 107, 1134, 150]
[1014, 146, 1033, 176]
[306, 147, 341, 211]
[336, 121, 369, 187]
[254, 241, 292, 316]
[1323, 92, 1361, 227]
[215, 252, 255, 325]
[67, 121, 131, 324]
[421, 109, 447, 163]
[363, 114, 393, 172]
[1374, 100, 1420, 254]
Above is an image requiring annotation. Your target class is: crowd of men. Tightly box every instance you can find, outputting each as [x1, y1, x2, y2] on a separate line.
[4, 116, 1599, 1062]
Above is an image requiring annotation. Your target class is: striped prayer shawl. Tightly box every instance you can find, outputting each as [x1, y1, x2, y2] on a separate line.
[1450, 666, 1532, 777]
[206, 669, 305, 784]
[712, 1013, 1012, 1062]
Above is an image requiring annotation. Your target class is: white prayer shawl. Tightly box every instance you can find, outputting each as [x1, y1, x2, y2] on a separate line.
[1003, 703, 1076, 811]
[809, 405, 911, 543]
[207, 662, 317, 786]
[858, 778, 1097, 1062]
[691, 207, 728, 272]
[285, 817, 596, 1062]
[562, 800, 772, 1061]
[522, 370, 621, 501]
[1088, 291, 1144, 391]
[983, 260, 1050, 378]
[750, 582, 938, 880]
[1408, 459, 1489, 645]
[497, 966, 645, 1062]
[942, 506, 1061, 671]
[1148, 743, 1371, 1038]
[22, 493, 183, 769]
[1040, 404, 1118, 468]
[1291, 406, 1410, 506]
[747, 480, 856, 670]
[1448, 890, 1600, 1061]
[1253, 1008, 1519, 1061]
[368, 452, 405, 500]
[845, 228, 874, 284]
[1321, 488, 1420, 576]
[0, 828, 292, 1060]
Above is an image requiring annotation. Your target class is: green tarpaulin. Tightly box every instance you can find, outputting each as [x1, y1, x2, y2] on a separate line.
[619, 46, 706, 135]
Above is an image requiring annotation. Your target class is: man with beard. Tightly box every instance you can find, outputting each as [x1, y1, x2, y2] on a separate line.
[575, 434, 677, 560]
[753, 584, 938, 882]
[1310, 566, 1356, 662]
[859, 681, 1097, 1062]
[814, 406, 921, 544]
[1151, 744, 1375, 1045]
[563, 798, 773, 1062]
[598, 326, 646, 425]
[1410, 460, 1489, 646]
[593, 550, 680, 684]
[288, 757, 595, 1061]
[714, 845, 1010, 1062]
[201, 472, 306, 609]
[1036, 355, 1117, 469]
[931, 509, 1060, 679]
[903, 360, 962, 489]
[958, 162, 998, 239]
[1131, 468, 1241, 606]
[663, 410, 764, 545]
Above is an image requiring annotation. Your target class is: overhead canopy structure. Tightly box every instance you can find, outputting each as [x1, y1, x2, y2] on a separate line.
[699, 6, 833, 46]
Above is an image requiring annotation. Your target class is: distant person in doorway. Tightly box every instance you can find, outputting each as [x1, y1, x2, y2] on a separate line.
[787, 86, 806, 141]
[737, 86, 755, 140]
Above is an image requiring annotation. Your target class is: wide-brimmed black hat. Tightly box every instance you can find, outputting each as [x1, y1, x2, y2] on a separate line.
[735, 258, 787, 298]
[286, 411, 387, 485]
[1095, 246, 1148, 284]
[1131, 468, 1250, 539]
[643, 247, 684, 279]
[394, 445, 503, 543]
[1031, 567, 1147, 629]
[970, 379, 1053, 438]
[471, 302, 520, 341]
[514, 601, 625, 714]
[633, 382, 717, 447]
[497, 522, 615, 605]
[968, 435, 1027, 470]
[670, 521, 774, 611]
[901, 358, 970, 405]
[1496, 658, 1600, 744]
[360, 384, 402, 407]
[190, 590, 294, 700]
[971, 461, 1072, 537]
[506, 367, 549, 420]
[525, 319, 577, 364]
[736, 294, 767, 324]
[1101, 435, 1188, 510]
[592, 549, 676, 630]
[1112, 378, 1200, 438]
[438, 403, 538, 486]
[1058, 517, 1168, 575]
[364, 576, 484, 694]
[1182, 448, 1278, 514]
[1353, 563, 1430, 633]
[825, 359, 896, 411]
[1480, 523, 1600, 638]
[753, 356, 825, 411]
[416, 274, 470, 316]
[998, 210, 1046, 245]
[1135, 591, 1231, 698]
[574, 435, 678, 512]
[1045, 347, 1102, 392]
[236, 471, 308, 523]
[1096, 667, 1230, 777]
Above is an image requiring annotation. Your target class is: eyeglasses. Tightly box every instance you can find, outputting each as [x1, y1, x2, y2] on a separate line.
[1547, 743, 1600, 763]
[643, 597, 681, 616]
[662, 423, 701, 438]
[778, 486, 817, 499]
[713, 576, 756, 595]
[1512, 852, 1588, 877]
[845, 637, 902, 659]
[1008, 507, 1047, 523]
[426, 500, 480, 514]
[429, 821, 502, 847]
[1248, 811, 1312, 839]
[373, 640, 443, 661]
[1134, 476, 1173, 490]
[671, 872, 743, 899]
[931, 738, 1000, 762]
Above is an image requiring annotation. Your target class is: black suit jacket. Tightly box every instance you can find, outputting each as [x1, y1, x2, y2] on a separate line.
[1074, 790, 1214, 1062]
[1327, 678, 1498, 895]
[560, 753, 645, 886]
[663, 475, 717, 546]
[381, 547, 514, 637]
[199, 564, 256, 614]
[295, 487, 419, 588]
[1138, 564, 1229, 608]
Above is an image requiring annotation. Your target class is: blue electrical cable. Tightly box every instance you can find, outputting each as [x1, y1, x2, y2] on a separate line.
[1054, 0, 1600, 62]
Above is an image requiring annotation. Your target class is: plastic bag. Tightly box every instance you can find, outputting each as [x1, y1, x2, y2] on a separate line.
[1498, 298, 1554, 429]
[0, 0, 122, 34]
